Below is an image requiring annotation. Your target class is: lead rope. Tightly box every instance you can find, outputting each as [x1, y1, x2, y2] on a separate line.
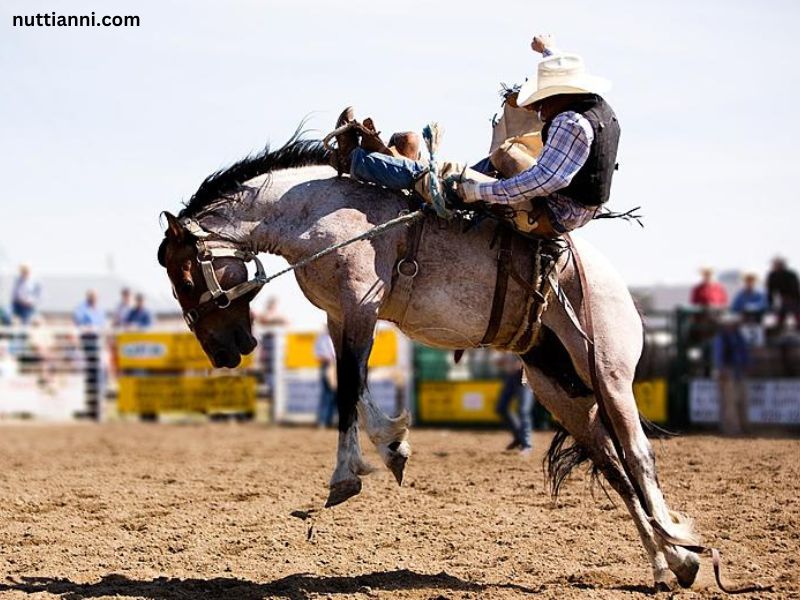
[259, 209, 425, 285]
[566, 234, 771, 594]
[422, 123, 451, 219]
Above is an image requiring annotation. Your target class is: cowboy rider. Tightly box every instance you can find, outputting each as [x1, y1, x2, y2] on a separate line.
[330, 35, 620, 238]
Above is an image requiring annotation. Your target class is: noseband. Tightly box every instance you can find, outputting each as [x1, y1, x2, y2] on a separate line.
[179, 218, 266, 330]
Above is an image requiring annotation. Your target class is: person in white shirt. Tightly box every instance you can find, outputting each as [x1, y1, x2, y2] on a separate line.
[11, 264, 41, 324]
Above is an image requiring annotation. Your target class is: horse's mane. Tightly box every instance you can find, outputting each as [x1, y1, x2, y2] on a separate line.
[179, 127, 331, 218]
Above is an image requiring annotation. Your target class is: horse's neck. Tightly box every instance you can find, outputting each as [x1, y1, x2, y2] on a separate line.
[198, 166, 341, 263]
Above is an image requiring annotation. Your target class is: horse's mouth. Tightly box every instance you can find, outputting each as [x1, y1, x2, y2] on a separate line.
[211, 348, 242, 369]
[207, 330, 257, 369]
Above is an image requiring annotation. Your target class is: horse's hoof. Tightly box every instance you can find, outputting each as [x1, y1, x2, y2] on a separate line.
[325, 478, 362, 508]
[384, 439, 410, 486]
[387, 452, 407, 486]
[653, 567, 673, 592]
[654, 580, 672, 593]
[674, 552, 700, 589]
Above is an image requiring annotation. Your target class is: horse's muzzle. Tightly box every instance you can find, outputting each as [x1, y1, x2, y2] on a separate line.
[212, 348, 241, 369]
[234, 327, 258, 355]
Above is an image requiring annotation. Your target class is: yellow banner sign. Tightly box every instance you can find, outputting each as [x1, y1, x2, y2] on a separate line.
[417, 380, 503, 423]
[417, 378, 668, 425]
[118, 375, 256, 414]
[116, 332, 253, 371]
[284, 328, 398, 369]
[634, 379, 668, 424]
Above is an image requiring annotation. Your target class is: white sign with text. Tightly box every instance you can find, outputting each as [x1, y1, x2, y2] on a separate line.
[689, 379, 800, 425]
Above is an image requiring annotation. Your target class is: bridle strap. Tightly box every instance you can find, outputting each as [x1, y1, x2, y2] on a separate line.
[180, 218, 267, 329]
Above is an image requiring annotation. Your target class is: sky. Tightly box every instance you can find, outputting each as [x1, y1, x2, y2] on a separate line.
[1, 0, 799, 326]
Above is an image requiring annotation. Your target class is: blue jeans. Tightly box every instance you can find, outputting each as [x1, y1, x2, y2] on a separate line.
[11, 301, 35, 324]
[350, 147, 427, 190]
[496, 371, 534, 449]
[317, 367, 336, 427]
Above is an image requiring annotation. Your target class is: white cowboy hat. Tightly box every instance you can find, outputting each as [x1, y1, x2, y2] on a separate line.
[517, 53, 611, 107]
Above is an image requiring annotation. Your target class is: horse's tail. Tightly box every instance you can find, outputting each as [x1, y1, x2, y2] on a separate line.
[543, 412, 663, 500]
[544, 315, 675, 500]
[544, 424, 598, 499]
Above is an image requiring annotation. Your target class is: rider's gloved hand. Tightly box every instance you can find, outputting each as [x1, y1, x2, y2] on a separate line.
[456, 180, 482, 203]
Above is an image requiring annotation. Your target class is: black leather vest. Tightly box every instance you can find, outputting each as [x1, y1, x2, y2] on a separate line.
[541, 95, 620, 207]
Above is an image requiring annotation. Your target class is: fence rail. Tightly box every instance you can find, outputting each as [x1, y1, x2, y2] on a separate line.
[0, 315, 798, 429]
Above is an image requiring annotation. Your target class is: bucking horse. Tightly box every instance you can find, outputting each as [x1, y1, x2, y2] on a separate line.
[157, 131, 761, 593]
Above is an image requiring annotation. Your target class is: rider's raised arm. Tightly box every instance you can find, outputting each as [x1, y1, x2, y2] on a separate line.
[531, 34, 559, 57]
[461, 111, 593, 205]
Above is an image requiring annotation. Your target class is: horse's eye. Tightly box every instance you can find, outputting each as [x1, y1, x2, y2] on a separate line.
[182, 280, 195, 293]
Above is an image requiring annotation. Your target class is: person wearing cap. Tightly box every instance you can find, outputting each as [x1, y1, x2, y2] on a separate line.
[690, 268, 728, 309]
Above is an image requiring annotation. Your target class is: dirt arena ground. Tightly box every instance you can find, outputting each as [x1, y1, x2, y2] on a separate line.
[0, 424, 797, 599]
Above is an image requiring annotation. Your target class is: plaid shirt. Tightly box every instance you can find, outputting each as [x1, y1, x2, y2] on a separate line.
[472, 110, 599, 232]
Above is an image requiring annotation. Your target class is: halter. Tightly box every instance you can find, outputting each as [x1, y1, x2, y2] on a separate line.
[179, 218, 267, 330]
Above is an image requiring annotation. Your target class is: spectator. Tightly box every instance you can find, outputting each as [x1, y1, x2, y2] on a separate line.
[112, 288, 132, 328]
[73, 290, 106, 330]
[314, 327, 337, 428]
[10, 264, 41, 324]
[712, 313, 750, 436]
[495, 354, 534, 454]
[124, 293, 153, 329]
[254, 296, 286, 400]
[732, 272, 768, 346]
[255, 296, 289, 327]
[0, 306, 10, 326]
[767, 257, 800, 331]
[690, 267, 728, 309]
[73, 290, 105, 420]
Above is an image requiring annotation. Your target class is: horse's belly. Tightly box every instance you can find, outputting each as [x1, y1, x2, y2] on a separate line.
[381, 220, 532, 350]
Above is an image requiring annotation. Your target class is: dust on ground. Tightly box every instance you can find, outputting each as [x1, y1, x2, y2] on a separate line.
[0, 424, 797, 599]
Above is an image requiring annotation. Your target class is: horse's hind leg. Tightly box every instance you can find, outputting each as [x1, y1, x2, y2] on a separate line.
[591, 374, 701, 587]
[584, 306, 701, 585]
[523, 362, 676, 587]
[543, 297, 701, 587]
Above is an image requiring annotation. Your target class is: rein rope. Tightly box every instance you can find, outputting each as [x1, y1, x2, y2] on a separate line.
[256, 209, 425, 285]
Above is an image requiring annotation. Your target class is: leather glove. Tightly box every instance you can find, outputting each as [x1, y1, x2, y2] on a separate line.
[456, 179, 482, 203]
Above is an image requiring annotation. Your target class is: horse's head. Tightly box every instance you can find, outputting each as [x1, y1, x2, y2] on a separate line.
[158, 212, 262, 368]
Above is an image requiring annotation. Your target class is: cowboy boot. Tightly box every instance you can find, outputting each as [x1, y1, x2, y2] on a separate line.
[359, 117, 393, 156]
[330, 106, 359, 176]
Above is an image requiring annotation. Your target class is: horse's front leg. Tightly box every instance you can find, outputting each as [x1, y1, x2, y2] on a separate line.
[325, 310, 412, 507]
[326, 317, 376, 507]
[357, 386, 411, 485]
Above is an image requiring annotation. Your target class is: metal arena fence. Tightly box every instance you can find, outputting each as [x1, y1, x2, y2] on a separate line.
[0, 314, 798, 430]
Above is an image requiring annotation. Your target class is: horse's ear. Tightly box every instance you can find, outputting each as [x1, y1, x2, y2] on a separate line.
[162, 211, 185, 241]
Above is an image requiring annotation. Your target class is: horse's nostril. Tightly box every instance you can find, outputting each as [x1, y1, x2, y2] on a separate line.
[234, 328, 258, 354]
